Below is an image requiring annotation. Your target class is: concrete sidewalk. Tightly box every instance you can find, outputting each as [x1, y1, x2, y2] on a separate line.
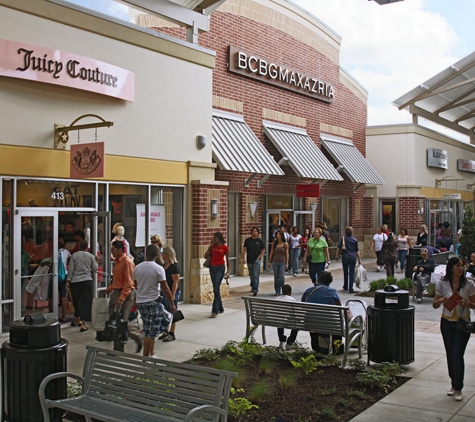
[30, 258, 475, 421]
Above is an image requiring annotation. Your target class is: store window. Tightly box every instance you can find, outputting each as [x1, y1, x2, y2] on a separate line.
[16, 179, 95, 208]
[1, 179, 13, 331]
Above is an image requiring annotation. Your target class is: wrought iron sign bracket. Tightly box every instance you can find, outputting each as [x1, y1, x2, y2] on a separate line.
[54, 114, 113, 149]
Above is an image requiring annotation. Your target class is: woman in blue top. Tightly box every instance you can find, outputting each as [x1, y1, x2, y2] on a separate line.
[336, 226, 361, 293]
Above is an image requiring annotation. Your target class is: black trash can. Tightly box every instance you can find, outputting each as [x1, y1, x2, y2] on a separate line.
[367, 289, 415, 365]
[1, 317, 68, 422]
[405, 247, 422, 278]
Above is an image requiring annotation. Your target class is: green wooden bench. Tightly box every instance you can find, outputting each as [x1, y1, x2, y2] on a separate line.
[39, 346, 236, 422]
[242, 296, 363, 368]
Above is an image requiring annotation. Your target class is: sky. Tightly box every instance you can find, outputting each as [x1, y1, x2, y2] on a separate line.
[68, 0, 474, 138]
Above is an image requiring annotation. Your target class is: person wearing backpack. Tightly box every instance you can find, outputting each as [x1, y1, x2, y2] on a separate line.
[50, 238, 70, 322]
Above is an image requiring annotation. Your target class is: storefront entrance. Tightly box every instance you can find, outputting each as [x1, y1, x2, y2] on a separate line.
[12, 209, 111, 325]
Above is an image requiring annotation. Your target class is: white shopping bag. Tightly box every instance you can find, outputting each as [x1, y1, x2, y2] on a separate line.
[91, 297, 110, 331]
[355, 265, 367, 289]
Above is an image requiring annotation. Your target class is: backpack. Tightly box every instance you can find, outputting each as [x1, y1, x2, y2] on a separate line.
[58, 251, 67, 283]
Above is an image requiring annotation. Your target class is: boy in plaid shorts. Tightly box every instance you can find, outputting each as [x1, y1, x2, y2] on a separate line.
[134, 244, 175, 357]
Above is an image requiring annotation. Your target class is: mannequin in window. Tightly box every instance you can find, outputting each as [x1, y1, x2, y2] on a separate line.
[111, 225, 131, 259]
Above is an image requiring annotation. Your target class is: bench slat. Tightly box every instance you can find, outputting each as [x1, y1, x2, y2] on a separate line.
[39, 346, 236, 422]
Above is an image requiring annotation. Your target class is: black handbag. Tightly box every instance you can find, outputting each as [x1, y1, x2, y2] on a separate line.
[102, 307, 128, 342]
[457, 318, 475, 334]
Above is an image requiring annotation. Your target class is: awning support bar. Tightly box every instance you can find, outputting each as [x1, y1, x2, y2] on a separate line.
[244, 173, 258, 188]
[353, 183, 364, 193]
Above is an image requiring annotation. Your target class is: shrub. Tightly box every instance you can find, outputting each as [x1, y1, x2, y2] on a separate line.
[347, 359, 366, 372]
[228, 388, 259, 417]
[369, 278, 388, 291]
[396, 278, 412, 290]
[278, 372, 297, 390]
[290, 355, 323, 375]
[356, 371, 392, 393]
[249, 380, 273, 402]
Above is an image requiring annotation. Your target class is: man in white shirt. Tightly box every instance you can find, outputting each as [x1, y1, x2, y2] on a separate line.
[134, 244, 175, 357]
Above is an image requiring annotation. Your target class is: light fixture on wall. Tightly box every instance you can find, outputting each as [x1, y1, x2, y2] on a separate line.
[249, 202, 258, 218]
[467, 182, 474, 191]
[196, 135, 207, 149]
[310, 203, 317, 212]
[211, 199, 218, 219]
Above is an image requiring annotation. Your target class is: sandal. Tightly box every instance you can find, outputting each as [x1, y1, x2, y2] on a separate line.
[80, 327, 88, 332]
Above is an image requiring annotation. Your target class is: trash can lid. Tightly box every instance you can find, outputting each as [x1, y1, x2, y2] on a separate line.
[9, 318, 61, 348]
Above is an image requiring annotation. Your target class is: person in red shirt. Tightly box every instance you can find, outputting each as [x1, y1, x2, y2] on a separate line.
[204, 232, 230, 318]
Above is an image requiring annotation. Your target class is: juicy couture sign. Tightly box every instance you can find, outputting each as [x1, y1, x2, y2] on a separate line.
[228, 46, 334, 103]
[0, 39, 135, 102]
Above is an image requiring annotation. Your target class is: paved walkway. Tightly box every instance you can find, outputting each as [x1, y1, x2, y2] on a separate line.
[8, 258, 475, 421]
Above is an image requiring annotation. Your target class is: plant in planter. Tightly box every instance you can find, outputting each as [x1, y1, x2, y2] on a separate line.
[458, 204, 475, 262]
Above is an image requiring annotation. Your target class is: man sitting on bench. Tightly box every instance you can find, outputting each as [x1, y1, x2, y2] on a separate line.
[301, 271, 343, 354]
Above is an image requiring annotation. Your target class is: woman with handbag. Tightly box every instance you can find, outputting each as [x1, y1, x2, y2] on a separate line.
[433, 257, 475, 402]
[268, 230, 289, 295]
[161, 246, 181, 342]
[204, 232, 230, 318]
[303, 228, 330, 286]
[335, 226, 361, 293]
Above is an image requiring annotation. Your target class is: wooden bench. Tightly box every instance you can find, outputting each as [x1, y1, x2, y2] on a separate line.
[242, 296, 363, 368]
[39, 346, 237, 422]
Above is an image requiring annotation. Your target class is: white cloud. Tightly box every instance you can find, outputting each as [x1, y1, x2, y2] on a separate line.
[293, 0, 460, 125]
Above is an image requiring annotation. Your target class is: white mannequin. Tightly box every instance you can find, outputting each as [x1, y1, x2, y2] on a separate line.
[111, 225, 131, 258]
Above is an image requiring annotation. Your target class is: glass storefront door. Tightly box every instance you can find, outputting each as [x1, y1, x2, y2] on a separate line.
[14, 210, 58, 322]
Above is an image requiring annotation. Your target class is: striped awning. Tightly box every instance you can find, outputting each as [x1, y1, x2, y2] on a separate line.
[320, 133, 385, 185]
[212, 111, 285, 176]
[262, 121, 343, 181]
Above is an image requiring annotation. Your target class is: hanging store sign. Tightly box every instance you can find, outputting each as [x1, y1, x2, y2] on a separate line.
[228, 46, 334, 103]
[427, 148, 448, 169]
[296, 184, 320, 198]
[70, 142, 105, 179]
[0, 39, 135, 102]
[458, 158, 475, 173]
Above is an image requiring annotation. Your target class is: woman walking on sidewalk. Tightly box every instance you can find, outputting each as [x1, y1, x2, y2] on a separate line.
[204, 232, 230, 318]
[304, 228, 330, 285]
[268, 230, 289, 295]
[433, 257, 475, 402]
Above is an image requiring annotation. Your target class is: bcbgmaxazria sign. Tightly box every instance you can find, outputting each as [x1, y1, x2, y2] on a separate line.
[0, 39, 135, 102]
[228, 46, 334, 103]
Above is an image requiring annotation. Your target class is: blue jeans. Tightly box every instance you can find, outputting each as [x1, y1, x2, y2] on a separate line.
[309, 261, 326, 284]
[397, 249, 408, 271]
[248, 260, 261, 293]
[289, 248, 301, 275]
[272, 262, 286, 294]
[210, 265, 225, 314]
[440, 318, 471, 391]
[342, 257, 356, 292]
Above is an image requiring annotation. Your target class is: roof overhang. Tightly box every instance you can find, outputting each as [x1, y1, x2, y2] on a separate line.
[262, 121, 343, 182]
[320, 133, 385, 185]
[393, 51, 475, 143]
[212, 111, 285, 181]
